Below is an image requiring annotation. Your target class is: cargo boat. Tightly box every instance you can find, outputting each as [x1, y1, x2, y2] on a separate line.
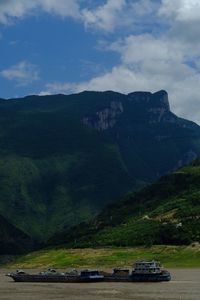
[105, 261, 171, 282]
[6, 269, 104, 283]
[6, 260, 171, 283]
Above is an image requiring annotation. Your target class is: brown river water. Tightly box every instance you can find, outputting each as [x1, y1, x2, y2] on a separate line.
[0, 269, 200, 300]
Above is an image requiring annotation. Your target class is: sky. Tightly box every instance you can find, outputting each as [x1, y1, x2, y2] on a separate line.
[0, 0, 200, 124]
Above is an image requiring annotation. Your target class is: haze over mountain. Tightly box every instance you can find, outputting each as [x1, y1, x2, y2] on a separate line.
[0, 90, 200, 241]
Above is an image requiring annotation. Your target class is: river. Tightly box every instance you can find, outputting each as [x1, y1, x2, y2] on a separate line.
[0, 269, 200, 300]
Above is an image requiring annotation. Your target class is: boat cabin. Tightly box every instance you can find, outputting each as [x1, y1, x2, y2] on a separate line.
[133, 261, 161, 274]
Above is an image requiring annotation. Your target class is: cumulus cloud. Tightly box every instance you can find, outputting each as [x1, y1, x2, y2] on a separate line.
[159, 0, 200, 43]
[0, 0, 158, 32]
[110, 35, 186, 64]
[131, 0, 160, 17]
[0, 0, 81, 24]
[159, 0, 200, 21]
[40, 0, 80, 19]
[0, 61, 40, 86]
[81, 0, 162, 32]
[81, 0, 126, 32]
[0, 0, 35, 24]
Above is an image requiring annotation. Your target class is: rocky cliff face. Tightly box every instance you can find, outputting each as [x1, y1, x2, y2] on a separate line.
[82, 90, 177, 130]
[128, 90, 173, 123]
[128, 90, 170, 110]
[83, 101, 123, 131]
[82, 89, 200, 176]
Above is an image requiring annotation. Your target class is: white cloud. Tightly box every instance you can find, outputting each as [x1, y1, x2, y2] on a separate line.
[0, 0, 135, 33]
[0, 0, 157, 32]
[81, 0, 126, 32]
[0, 0, 81, 24]
[110, 35, 186, 65]
[131, 0, 159, 17]
[0, 61, 40, 86]
[0, 0, 35, 24]
[40, 0, 80, 19]
[159, 0, 200, 44]
[160, 0, 200, 22]
[81, 0, 161, 33]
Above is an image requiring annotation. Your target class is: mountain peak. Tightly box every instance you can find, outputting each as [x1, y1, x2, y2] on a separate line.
[152, 90, 170, 111]
[128, 90, 170, 111]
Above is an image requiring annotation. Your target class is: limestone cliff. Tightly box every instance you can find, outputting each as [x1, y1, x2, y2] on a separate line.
[83, 101, 123, 130]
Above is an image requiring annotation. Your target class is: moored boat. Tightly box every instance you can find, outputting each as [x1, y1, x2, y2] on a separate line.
[6, 260, 171, 283]
[131, 260, 171, 282]
[103, 261, 171, 282]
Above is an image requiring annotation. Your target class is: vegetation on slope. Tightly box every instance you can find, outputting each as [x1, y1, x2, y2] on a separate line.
[0, 215, 33, 254]
[49, 159, 200, 247]
[0, 91, 200, 241]
[0, 93, 132, 239]
[7, 245, 200, 269]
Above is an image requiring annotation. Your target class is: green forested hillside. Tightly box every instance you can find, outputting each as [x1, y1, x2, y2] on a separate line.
[49, 159, 200, 247]
[0, 90, 200, 241]
[0, 93, 131, 239]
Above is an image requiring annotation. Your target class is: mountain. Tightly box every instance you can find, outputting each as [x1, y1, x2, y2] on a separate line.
[49, 159, 200, 247]
[0, 214, 33, 254]
[0, 90, 200, 240]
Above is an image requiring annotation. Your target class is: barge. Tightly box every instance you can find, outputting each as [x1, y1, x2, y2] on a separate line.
[6, 260, 171, 283]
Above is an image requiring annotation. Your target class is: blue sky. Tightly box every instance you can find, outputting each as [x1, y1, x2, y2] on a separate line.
[0, 0, 200, 123]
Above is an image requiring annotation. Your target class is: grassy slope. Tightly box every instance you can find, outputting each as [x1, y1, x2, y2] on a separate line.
[49, 159, 200, 247]
[7, 245, 200, 269]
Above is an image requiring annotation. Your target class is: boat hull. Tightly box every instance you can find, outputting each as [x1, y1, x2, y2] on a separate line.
[131, 272, 171, 282]
[8, 272, 171, 283]
[130, 274, 171, 282]
[9, 274, 105, 283]
[104, 273, 171, 282]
